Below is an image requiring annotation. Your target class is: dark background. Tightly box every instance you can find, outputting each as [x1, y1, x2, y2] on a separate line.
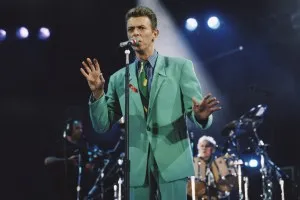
[0, 0, 299, 199]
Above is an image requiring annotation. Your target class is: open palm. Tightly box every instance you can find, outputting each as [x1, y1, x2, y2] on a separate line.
[80, 58, 105, 98]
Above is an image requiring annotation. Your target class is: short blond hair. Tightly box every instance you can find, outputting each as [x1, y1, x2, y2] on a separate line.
[197, 135, 216, 149]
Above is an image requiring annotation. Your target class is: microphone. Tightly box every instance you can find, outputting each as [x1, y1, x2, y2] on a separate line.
[119, 38, 139, 48]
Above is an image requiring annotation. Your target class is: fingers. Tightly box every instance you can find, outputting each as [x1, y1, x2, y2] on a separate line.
[99, 72, 105, 82]
[206, 94, 221, 110]
[210, 106, 222, 112]
[82, 60, 92, 74]
[80, 68, 89, 78]
[203, 93, 212, 100]
[82, 57, 101, 73]
[208, 100, 220, 107]
[87, 58, 96, 71]
[93, 58, 101, 72]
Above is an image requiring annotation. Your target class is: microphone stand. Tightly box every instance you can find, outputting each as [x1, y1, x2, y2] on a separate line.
[124, 48, 131, 200]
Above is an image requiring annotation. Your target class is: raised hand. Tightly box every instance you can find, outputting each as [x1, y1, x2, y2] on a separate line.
[80, 58, 105, 99]
[192, 93, 222, 121]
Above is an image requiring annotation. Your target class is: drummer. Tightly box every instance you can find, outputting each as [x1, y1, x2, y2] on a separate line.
[192, 135, 230, 200]
[194, 135, 217, 184]
[197, 135, 217, 161]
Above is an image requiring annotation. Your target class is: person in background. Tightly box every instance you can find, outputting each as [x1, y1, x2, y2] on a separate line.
[44, 119, 94, 200]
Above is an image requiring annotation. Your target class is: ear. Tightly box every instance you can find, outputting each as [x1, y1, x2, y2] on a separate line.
[152, 29, 159, 41]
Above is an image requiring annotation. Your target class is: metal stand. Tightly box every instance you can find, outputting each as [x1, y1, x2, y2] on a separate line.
[124, 49, 131, 200]
[76, 154, 82, 200]
[243, 176, 249, 200]
[251, 128, 273, 200]
[116, 153, 125, 200]
[87, 134, 124, 200]
[279, 178, 285, 200]
[228, 123, 245, 200]
[87, 159, 110, 200]
[236, 159, 244, 200]
[205, 158, 213, 200]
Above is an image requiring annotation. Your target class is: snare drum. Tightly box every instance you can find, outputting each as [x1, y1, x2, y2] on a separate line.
[186, 177, 206, 199]
[187, 157, 219, 199]
[212, 155, 238, 192]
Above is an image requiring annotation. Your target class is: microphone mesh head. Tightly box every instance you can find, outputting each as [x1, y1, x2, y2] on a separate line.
[131, 38, 139, 46]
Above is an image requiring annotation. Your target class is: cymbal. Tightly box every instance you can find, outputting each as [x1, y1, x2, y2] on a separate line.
[240, 104, 267, 121]
[221, 120, 247, 136]
[222, 104, 268, 137]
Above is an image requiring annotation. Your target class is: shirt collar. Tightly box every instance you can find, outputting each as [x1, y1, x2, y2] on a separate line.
[135, 49, 158, 68]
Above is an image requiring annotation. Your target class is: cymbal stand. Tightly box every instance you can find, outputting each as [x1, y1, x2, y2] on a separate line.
[76, 153, 82, 200]
[228, 122, 245, 200]
[279, 178, 285, 200]
[190, 176, 196, 200]
[243, 176, 249, 200]
[234, 159, 244, 200]
[252, 128, 273, 200]
[115, 153, 125, 200]
[113, 184, 118, 200]
[87, 158, 110, 200]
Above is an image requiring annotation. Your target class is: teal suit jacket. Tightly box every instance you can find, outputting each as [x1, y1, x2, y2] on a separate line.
[89, 55, 212, 187]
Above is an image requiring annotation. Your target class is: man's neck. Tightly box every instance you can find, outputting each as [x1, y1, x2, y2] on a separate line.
[136, 47, 154, 61]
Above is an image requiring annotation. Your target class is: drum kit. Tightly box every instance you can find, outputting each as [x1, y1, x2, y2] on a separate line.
[187, 104, 291, 200]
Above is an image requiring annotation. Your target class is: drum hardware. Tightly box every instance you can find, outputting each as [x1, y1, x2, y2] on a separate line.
[117, 177, 123, 200]
[113, 184, 118, 200]
[279, 178, 285, 200]
[190, 176, 196, 200]
[243, 176, 249, 200]
[87, 158, 110, 200]
[232, 159, 244, 200]
[220, 104, 270, 200]
[222, 104, 293, 200]
[77, 153, 82, 200]
[205, 156, 214, 200]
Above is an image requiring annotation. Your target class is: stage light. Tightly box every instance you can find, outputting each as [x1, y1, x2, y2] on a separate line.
[0, 29, 7, 41]
[16, 27, 29, 39]
[207, 16, 220, 30]
[249, 159, 258, 167]
[185, 18, 198, 31]
[38, 27, 50, 40]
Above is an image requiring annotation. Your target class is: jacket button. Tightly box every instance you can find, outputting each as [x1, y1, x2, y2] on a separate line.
[146, 126, 150, 131]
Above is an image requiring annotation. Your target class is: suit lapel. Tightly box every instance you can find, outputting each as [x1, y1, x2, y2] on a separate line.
[148, 55, 167, 116]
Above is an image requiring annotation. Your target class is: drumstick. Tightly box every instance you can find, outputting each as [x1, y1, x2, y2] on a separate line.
[191, 176, 196, 200]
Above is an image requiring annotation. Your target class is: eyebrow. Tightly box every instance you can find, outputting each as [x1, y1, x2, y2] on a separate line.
[127, 25, 146, 29]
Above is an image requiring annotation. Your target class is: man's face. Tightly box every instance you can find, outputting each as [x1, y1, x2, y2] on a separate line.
[198, 140, 214, 159]
[71, 120, 83, 140]
[126, 16, 158, 53]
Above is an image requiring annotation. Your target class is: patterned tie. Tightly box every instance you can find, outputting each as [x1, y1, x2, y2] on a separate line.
[138, 61, 149, 115]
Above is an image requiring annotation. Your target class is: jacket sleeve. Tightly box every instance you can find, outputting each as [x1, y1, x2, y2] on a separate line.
[179, 59, 213, 130]
[88, 74, 122, 133]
